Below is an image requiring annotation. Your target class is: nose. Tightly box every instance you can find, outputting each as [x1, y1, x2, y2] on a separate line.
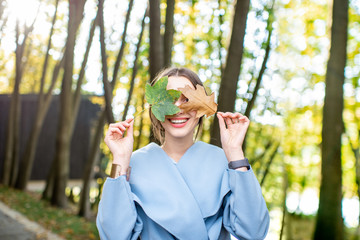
[174, 99, 181, 107]
[174, 100, 184, 114]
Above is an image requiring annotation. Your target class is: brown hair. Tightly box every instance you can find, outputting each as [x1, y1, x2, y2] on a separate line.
[149, 67, 204, 144]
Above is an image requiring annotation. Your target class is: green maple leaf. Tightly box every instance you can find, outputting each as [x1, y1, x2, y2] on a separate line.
[145, 76, 181, 122]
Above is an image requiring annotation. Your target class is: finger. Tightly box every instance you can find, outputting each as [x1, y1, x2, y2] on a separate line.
[109, 126, 123, 134]
[227, 112, 240, 120]
[224, 117, 233, 126]
[111, 121, 130, 128]
[217, 113, 227, 132]
[239, 115, 248, 121]
[232, 112, 242, 119]
[117, 124, 126, 132]
[125, 118, 134, 124]
[125, 119, 134, 139]
[238, 115, 249, 124]
[109, 122, 127, 132]
[120, 119, 133, 128]
[231, 118, 239, 124]
[109, 127, 123, 136]
[222, 113, 235, 125]
[224, 112, 242, 124]
[221, 112, 232, 118]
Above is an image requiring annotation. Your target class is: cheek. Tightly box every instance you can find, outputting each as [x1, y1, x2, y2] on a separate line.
[160, 121, 167, 129]
[189, 110, 197, 118]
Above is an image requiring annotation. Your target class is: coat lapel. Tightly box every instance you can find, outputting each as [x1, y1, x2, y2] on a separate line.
[175, 141, 231, 218]
[129, 143, 209, 240]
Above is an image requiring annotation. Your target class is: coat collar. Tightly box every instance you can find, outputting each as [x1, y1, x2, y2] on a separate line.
[129, 142, 230, 239]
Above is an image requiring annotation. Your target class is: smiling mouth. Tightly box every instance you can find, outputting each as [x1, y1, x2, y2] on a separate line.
[169, 119, 188, 124]
[167, 118, 189, 128]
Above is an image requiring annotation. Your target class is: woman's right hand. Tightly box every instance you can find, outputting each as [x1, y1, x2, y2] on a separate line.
[104, 118, 134, 172]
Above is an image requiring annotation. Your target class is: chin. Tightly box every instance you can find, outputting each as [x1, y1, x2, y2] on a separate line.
[163, 120, 197, 140]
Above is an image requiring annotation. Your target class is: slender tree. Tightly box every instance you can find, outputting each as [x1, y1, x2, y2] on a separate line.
[313, 0, 348, 238]
[15, 0, 60, 190]
[78, 0, 135, 217]
[0, 0, 8, 47]
[51, 0, 86, 207]
[260, 142, 279, 186]
[279, 164, 288, 240]
[210, 0, 250, 146]
[244, 0, 275, 118]
[149, 0, 164, 81]
[2, 19, 35, 186]
[148, 0, 175, 143]
[217, 0, 224, 77]
[163, 0, 175, 67]
[345, 127, 360, 240]
[122, 9, 147, 121]
[98, 0, 114, 124]
[134, 89, 146, 150]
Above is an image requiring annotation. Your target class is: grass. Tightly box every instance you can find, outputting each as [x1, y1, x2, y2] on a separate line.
[0, 185, 99, 240]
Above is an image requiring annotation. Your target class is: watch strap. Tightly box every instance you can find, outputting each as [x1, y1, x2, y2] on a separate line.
[228, 158, 250, 170]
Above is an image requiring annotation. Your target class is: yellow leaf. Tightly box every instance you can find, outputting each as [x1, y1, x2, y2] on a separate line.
[178, 84, 218, 118]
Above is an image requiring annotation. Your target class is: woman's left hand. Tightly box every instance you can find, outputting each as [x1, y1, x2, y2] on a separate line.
[217, 111, 250, 162]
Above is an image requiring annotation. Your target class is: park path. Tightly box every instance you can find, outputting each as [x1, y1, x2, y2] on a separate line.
[0, 201, 64, 240]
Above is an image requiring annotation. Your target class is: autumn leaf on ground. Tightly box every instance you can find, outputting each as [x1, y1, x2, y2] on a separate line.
[145, 77, 181, 122]
[178, 84, 218, 118]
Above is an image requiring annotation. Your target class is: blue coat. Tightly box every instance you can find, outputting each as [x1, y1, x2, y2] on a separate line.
[96, 141, 269, 240]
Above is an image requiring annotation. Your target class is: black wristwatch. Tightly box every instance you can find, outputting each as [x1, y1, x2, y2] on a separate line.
[228, 158, 250, 170]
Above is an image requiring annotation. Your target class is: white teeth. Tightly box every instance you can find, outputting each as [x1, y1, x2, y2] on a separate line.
[170, 119, 187, 124]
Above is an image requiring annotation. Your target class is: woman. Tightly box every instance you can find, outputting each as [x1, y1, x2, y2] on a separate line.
[96, 67, 270, 240]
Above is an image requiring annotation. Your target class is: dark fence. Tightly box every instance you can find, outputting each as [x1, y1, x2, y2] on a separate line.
[0, 94, 101, 180]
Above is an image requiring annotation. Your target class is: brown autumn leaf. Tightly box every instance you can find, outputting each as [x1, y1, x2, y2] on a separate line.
[178, 84, 218, 118]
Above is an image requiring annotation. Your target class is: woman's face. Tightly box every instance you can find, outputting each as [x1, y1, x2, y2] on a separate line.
[160, 76, 199, 141]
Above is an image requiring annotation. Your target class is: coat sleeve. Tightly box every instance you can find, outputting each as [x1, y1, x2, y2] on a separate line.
[222, 168, 270, 240]
[96, 176, 143, 240]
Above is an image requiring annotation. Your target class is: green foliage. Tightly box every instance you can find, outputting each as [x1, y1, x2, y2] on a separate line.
[0, 185, 98, 240]
[145, 76, 181, 122]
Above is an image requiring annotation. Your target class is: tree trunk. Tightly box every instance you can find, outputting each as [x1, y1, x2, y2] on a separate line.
[78, 0, 135, 217]
[70, 16, 97, 134]
[0, 0, 7, 44]
[244, 1, 274, 118]
[210, 0, 250, 147]
[2, 20, 32, 186]
[260, 143, 279, 186]
[49, 2, 93, 205]
[51, 0, 86, 208]
[42, 162, 56, 201]
[355, 130, 360, 240]
[112, 0, 134, 86]
[149, 0, 164, 81]
[135, 89, 146, 150]
[279, 165, 288, 240]
[242, 2, 274, 153]
[122, 8, 147, 121]
[313, 0, 348, 238]
[15, 0, 60, 190]
[98, 0, 114, 124]
[78, 111, 105, 218]
[163, 0, 175, 67]
[356, 143, 360, 240]
[217, 0, 224, 77]
[39, 57, 65, 199]
[148, 0, 165, 143]
[348, 130, 360, 240]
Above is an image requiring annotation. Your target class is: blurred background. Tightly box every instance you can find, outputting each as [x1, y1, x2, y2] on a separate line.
[0, 0, 359, 239]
